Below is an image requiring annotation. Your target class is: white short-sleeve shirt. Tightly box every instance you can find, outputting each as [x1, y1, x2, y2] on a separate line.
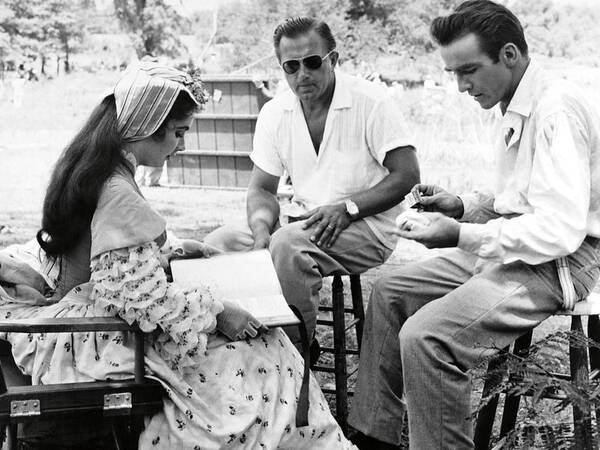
[251, 72, 413, 249]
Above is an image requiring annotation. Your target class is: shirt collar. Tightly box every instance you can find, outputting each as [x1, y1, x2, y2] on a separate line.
[503, 60, 539, 118]
[281, 71, 352, 111]
[329, 73, 352, 110]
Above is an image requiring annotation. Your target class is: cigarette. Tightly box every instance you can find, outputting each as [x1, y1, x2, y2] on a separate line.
[403, 191, 422, 209]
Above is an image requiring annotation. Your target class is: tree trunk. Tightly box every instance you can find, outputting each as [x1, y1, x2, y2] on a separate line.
[63, 41, 71, 74]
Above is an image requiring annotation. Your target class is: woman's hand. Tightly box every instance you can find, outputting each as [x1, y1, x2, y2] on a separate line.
[170, 239, 222, 260]
[217, 301, 268, 341]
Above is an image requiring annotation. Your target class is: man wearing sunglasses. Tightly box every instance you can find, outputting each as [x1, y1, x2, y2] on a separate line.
[212, 17, 420, 353]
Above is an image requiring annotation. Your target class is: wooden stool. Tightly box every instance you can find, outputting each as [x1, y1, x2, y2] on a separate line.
[474, 292, 600, 450]
[312, 273, 365, 433]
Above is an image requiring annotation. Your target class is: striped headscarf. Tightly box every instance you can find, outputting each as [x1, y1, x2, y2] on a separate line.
[114, 61, 201, 142]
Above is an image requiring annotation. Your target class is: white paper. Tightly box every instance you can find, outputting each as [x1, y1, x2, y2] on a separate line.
[170, 249, 299, 326]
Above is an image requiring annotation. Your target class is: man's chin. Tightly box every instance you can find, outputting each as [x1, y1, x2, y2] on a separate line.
[297, 92, 317, 102]
[475, 98, 496, 110]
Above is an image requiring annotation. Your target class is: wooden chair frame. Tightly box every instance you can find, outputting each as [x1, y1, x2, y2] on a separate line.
[313, 274, 365, 434]
[474, 292, 600, 450]
[0, 317, 164, 450]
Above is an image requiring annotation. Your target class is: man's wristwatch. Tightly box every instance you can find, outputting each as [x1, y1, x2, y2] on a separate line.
[344, 199, 360, 220]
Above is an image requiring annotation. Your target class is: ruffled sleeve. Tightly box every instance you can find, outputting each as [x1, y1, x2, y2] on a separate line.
[90, 241, 223, 374]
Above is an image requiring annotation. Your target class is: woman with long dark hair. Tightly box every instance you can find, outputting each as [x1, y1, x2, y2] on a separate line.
[0, 62, 356, 449]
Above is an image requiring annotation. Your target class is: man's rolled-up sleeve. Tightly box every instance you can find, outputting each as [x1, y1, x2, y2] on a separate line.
[366, 96, 415, 165]
[250, 102, 285, 177]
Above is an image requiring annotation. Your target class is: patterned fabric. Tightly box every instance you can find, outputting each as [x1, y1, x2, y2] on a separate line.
[91, 242, 222, 374]
[114, 61, 200, 142]
[0, 239, 356, 449]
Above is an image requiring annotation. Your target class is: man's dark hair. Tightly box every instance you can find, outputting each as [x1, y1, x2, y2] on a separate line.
[273, 17, 336, 59]
[430, 0, 528, 62]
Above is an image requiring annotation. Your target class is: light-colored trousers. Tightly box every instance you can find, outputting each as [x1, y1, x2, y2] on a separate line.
[205, 219, 393, 342]
[348, 237, 600, 449]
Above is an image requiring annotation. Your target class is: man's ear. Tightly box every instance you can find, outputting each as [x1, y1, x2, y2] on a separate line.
[499, 43, 520, 68]
[330, 51, 339, 70]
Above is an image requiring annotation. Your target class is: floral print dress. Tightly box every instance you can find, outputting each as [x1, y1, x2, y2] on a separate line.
[0, 240, 355, 449]
[0, 169, 356, 450]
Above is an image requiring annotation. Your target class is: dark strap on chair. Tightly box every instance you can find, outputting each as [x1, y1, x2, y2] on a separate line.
[288, 305, 310, 427]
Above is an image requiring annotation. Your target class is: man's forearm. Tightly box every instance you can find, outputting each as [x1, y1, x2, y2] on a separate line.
[346, 146, 420, 220]
[351, 179, 416, 219]
[350, 171, 420, 220]
[246, 188, 280, 235]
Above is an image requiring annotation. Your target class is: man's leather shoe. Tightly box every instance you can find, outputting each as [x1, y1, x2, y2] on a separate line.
[348, 429, 401, 450]
[309, 339, 321, 366]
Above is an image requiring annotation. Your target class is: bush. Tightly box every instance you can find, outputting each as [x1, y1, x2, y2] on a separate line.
[473, 330, 600, 449]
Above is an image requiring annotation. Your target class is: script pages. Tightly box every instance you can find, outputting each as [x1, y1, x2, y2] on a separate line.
[170, 249, 300, 327]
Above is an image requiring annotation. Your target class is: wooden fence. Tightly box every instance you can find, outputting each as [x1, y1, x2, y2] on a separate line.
[167, 75, 267, 189]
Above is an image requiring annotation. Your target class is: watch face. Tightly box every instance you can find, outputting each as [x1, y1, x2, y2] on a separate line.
[346, 200, 359, 216]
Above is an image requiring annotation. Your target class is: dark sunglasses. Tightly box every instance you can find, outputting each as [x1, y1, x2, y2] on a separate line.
[281, 49, 335, 75]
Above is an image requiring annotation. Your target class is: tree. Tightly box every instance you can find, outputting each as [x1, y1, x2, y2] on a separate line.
[205, 0, 350, 72]
[47, 1, 85, 73]
[193, 0, 600, 76]
[346, 0, 396, 21]
[0, 4, 12, 68]
[113, 0, 188, 58]
[0, 0, 85, 75]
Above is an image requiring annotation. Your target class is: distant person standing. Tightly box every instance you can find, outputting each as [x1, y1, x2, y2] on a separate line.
[11, 76, 25, 108]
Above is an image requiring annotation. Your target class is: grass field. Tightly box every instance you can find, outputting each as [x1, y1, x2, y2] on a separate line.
[1, 62, 599, 447]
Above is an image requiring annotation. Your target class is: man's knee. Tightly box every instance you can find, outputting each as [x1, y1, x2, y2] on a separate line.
[269, 224, 311, 257]
[369, 273, 421, 321]
[399, 316, 426, 354]
[204, 223, 254, 252]
[369, 275, 398, 314]
[400, 314, 445, 362]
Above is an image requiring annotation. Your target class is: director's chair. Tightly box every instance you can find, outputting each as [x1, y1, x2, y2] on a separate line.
[0, 317, 164, 450]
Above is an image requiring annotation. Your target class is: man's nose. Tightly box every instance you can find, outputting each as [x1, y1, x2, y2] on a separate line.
[456, 74, 471, 93]
[296, 62, 310, 78]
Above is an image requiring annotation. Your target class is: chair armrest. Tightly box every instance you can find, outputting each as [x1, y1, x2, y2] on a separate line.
[0, 317, 139, 334]
[0, 317, 147, 383]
